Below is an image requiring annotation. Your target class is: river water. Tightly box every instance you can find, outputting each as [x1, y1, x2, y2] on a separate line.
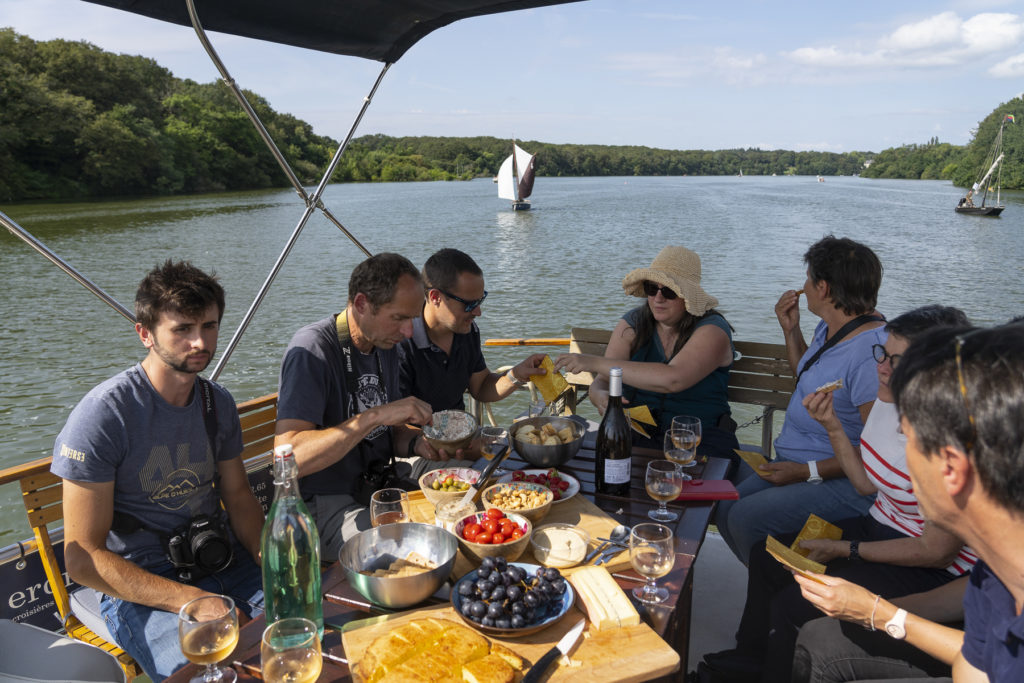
[1, 175, 1022, 545]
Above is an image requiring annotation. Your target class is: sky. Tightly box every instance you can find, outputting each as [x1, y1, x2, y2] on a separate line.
[2, 0, 1024, 153]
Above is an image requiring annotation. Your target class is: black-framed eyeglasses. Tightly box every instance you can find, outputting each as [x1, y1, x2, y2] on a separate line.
[643, 281, 678, 300]
[954, 333, 978, 454]
[872, 344, 902, 367]
[440, 289, 487, 312]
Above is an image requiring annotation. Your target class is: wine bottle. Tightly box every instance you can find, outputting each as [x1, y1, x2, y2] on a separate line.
[596, 367, 632, 496]
[261, 444, 323, 638]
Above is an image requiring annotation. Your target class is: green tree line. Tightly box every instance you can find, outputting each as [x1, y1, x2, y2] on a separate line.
[1, 29, 1021, 202]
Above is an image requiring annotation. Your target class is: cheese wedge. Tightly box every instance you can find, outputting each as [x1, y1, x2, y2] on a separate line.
[569, 566, 640, 630]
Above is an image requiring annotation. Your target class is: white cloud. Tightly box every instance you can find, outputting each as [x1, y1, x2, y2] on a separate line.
[990, 52, 1024, 77]
[787, 11, 1024, 70]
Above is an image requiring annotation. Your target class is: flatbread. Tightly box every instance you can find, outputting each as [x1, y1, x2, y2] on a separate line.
[734, 449, 770, 478]
[531, 355, 569, 403]
[790, 514, 842, 557]
[626, 405, 656, 437]
[765, 536, 827, 584]
[814, 379, 844, 394]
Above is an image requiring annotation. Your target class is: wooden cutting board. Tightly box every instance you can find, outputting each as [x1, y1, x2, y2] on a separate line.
[341, 604, 679, 682]
[407, 491, 631, 576]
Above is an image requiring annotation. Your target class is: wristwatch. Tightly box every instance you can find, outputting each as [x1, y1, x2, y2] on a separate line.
[505, 368, 527, 388]
[806, 460, 823, 484]
[848, 539, 862, 563]
[885, 608, 908, 640]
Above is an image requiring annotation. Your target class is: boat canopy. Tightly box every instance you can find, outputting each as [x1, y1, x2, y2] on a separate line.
[83, 0, 582, 62]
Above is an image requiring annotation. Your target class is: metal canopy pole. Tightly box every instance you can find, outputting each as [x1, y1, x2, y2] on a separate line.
[185, 1, 391, 380]
[1, 211, 135, 323]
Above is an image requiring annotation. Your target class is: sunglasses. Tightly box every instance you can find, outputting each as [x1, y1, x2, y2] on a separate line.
[440, 289, 488, 312]
[643, 281, 678, 300]
[871, 344, 902, 368]
[954, 332, 978, 454]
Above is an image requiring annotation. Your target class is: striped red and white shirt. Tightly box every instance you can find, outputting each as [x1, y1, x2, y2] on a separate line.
[859, 399, 977, 575]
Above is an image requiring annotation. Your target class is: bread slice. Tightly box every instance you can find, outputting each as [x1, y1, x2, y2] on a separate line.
[461, 654, 515, 683]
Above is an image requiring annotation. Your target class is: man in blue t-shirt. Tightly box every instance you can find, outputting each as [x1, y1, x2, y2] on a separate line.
[398, 249, 545, 447]
[276, 253, 455, 558]
[51, 261, 265, 680]
[888, 322, 1024, 681]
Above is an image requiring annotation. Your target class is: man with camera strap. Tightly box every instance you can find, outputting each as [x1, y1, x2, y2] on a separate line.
[52, 261, 265, 680]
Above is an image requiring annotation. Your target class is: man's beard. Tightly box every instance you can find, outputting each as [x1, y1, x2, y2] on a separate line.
[152, 339, 212, 374]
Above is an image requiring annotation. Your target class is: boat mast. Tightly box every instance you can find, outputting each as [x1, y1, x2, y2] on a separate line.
[971, 120, 1006, 207]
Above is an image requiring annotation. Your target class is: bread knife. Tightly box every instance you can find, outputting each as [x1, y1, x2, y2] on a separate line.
[521, 618, 586, 683]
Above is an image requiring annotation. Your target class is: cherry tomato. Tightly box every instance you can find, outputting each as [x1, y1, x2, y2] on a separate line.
[474, 532, 493, 544]
[510, 528, 523, 540]
[492, 532, 506, 544]
[485, 507, 505, 520]
[498, 519, 515, 536]
[464, 522, 482, 538]
[482, 519, 499, 534]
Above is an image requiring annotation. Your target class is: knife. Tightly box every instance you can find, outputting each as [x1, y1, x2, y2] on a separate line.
[457, 442, 511, 507]
[521, 618, 586, 683]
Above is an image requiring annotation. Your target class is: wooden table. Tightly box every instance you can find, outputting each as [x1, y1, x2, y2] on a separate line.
[168, 433, 729, 682]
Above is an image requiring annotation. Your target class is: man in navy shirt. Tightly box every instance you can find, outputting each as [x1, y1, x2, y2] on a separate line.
[398, 249, 545, 451]
[888, 321, 1024, 681]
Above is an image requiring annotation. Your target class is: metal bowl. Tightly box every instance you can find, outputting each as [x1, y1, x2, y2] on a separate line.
[422, 410, 478, 456]
[509, 416, 586, 468]
[339, 523, 457, 609]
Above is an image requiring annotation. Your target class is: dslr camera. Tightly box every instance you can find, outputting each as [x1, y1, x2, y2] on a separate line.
[166, 514, 233, 581]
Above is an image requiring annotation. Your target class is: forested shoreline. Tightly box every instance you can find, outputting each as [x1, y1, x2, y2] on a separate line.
[1, 29, 1021, 202]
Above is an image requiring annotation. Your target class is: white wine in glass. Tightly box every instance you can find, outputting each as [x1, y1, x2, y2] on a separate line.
[671, 415, 702, 449]
[629, 523, 675, 604]
[645, 460, 682, 522]
[178, 594, 239, 683]
[261, 617, 323, 683]
[479, 426, 511, 477]
[663, 431, 694, 480]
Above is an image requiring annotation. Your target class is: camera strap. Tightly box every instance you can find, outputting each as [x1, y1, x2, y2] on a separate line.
[334, 310, 394, 471]
[795, 313, 885, 384]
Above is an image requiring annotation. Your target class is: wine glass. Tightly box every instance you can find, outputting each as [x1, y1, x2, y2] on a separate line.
[671, 415, 702, 451]
[645, 460, 683, 522]
[261, 617, 323, 683]
[663, 430, 695, 481]
[178, 594, 240, 683]
[479, 426, 511, 477]
[370, 488, 410, 527]
[629, 523, 675, 604]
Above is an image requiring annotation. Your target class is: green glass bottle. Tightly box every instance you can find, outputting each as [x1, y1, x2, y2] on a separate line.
[260, 444, 323, 638]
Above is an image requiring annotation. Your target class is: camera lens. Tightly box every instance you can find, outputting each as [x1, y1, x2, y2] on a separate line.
[192, 529, 233, 573]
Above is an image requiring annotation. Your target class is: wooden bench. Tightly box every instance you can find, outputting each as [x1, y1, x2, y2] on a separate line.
[563, 328, 796, 456]
[0, 393, 282, 679]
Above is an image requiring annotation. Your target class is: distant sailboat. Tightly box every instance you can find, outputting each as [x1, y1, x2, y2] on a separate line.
[956, 114, 1013, 216]
[498, 141, 536, 211]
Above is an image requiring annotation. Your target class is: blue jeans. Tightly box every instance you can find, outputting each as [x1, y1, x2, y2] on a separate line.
[101, 550, 264, 681]
[717, 461, 874, 565]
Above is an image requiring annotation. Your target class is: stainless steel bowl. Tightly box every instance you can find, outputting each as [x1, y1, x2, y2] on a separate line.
[339, 523, 457, 609]
[510, 416, 586, 468]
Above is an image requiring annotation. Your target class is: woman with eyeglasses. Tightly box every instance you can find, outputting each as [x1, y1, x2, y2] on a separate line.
[700, 306, 978, 683]
[553, 245, 740, 464]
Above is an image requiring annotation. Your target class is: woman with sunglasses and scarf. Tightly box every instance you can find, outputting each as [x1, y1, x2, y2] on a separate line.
[554, 245, 740, 466]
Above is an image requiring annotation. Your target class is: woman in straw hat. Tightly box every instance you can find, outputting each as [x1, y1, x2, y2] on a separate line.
[554, 245, 740, 464]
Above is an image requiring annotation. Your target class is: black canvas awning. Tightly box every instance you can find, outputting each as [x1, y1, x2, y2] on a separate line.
[83, 0, 583, 62]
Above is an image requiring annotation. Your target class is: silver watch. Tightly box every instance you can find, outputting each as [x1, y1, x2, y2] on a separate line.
[505, 368, 527, 387]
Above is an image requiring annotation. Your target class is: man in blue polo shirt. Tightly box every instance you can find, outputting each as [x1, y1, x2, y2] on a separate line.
[398, 249, 545, 445]
[887, 321, 1024, 681]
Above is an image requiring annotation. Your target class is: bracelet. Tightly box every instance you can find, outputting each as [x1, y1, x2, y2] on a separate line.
[505, 368, 527, 387]
[869, 594, 881, 631]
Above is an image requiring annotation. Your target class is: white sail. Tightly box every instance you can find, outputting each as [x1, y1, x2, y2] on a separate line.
[497, 143, 537, 202]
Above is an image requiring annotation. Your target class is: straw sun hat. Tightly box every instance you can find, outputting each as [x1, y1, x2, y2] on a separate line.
[621, 246, 718, 316]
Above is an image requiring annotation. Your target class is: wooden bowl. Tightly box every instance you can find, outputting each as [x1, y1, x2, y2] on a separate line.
[453, 511, 531, 565]
[422, 410, 478, 457]
[418, 467, 480, 507]
[481, 482, 553, 526]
